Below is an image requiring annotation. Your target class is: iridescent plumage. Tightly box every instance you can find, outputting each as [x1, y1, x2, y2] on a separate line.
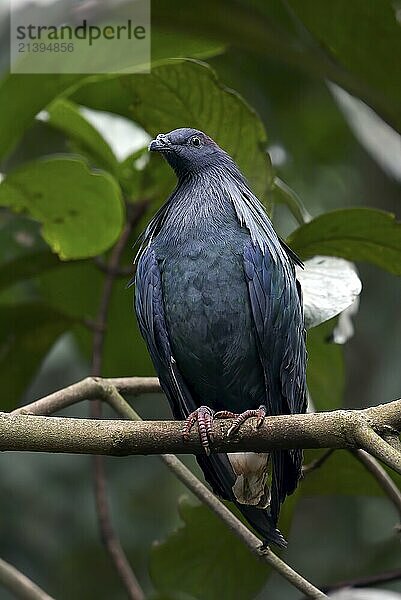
[133, 128, 307, 546]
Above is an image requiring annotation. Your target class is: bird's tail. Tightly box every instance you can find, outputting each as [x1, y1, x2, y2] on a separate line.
[270, 448, 303, 525]
[238, 503, 287, 548]
[197, 452, 287, 548]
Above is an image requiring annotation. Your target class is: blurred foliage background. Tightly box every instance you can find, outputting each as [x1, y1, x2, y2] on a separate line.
[0, 1, 400, 599]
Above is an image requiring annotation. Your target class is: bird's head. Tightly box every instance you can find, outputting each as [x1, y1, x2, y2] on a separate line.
[148, 127, 226, 178]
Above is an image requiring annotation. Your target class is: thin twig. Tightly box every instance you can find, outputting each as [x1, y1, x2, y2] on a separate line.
[302, 449, 334, 476]
[352, 449, 401, 521]
[14, 377, 160, 416]
[93, 256, 133, 277]
[90, 211, 144, 600]
[0, 557, 54, 600]
[302, 448, 401, 528]
[322, 567, 401, 593]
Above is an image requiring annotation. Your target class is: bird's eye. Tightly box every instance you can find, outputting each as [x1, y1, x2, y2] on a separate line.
[191, 136, 202, 147]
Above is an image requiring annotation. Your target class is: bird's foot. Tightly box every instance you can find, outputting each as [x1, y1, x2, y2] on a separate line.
[183, 406, 215, 455]
[215, 404, 267, 438]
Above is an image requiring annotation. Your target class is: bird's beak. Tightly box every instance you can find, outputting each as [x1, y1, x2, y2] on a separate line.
[148, 133, 170, 153]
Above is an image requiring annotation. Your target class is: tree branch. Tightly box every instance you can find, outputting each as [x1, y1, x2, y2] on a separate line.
[303, 448, 401, 527]
[80, 380, 328, 599]
[353, 425, 401, 475]
[93, 257, 134, 278]
[161, 453, 326, 599]
[383, 431, 401, 454]
[11, 377, 401, 598]
[352, 449, 401, 522]
[322, 566, 401, 593]
[0, 557, 54, 600]
[15, 377, 160, 416]
[2, 409, 401, 459]
[302, 449, 334, 475]
[7, 381, 401, 469]
[14, 378, 327, 598]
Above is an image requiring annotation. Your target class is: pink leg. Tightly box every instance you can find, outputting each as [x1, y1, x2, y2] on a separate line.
[183, 406, 215, 455]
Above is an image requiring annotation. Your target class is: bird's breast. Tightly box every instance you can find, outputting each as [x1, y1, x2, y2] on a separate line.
[157, 235, 265, 411]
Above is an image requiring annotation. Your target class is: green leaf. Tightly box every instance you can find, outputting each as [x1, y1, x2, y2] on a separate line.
[150, 498, 269, 600]
[0, 157, 124, 260]
[0, 303, 72, 408]
[46, 99, 119, 174]
[288, 208, 401, 275]
[307, 319, 344, 410]
[122, 60, 271, 197]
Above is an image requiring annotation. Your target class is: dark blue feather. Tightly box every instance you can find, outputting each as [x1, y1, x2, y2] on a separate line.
[244, 241, 307, 522]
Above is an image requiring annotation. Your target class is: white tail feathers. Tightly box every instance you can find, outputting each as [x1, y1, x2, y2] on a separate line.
[228, 452, 271, 508]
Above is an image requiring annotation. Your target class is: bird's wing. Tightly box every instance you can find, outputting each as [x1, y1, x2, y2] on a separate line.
[243, 240, 307, 523]
[135, 244, 290, 547]
[134, 246, 196, 420]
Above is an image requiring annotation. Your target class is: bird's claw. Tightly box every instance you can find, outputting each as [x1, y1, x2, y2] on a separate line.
[226, 405, 267, 438]
[183, 406, 215, 455]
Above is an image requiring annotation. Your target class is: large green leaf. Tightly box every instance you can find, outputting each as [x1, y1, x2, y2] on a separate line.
[288, 208, 401, 275]
[0, 303, 72, 409]
[46, 99, 119, 174]
[121, 60, 272, 197]
[0, 157, 124, 260]
[150, 498, 269, 600]
[307, 319, 344, 411]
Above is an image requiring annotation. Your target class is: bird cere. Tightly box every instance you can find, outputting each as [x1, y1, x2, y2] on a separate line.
[133, 128, 307, 548]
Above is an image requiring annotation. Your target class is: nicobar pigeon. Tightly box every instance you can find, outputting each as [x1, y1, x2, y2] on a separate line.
[133, 128, 307, 547]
